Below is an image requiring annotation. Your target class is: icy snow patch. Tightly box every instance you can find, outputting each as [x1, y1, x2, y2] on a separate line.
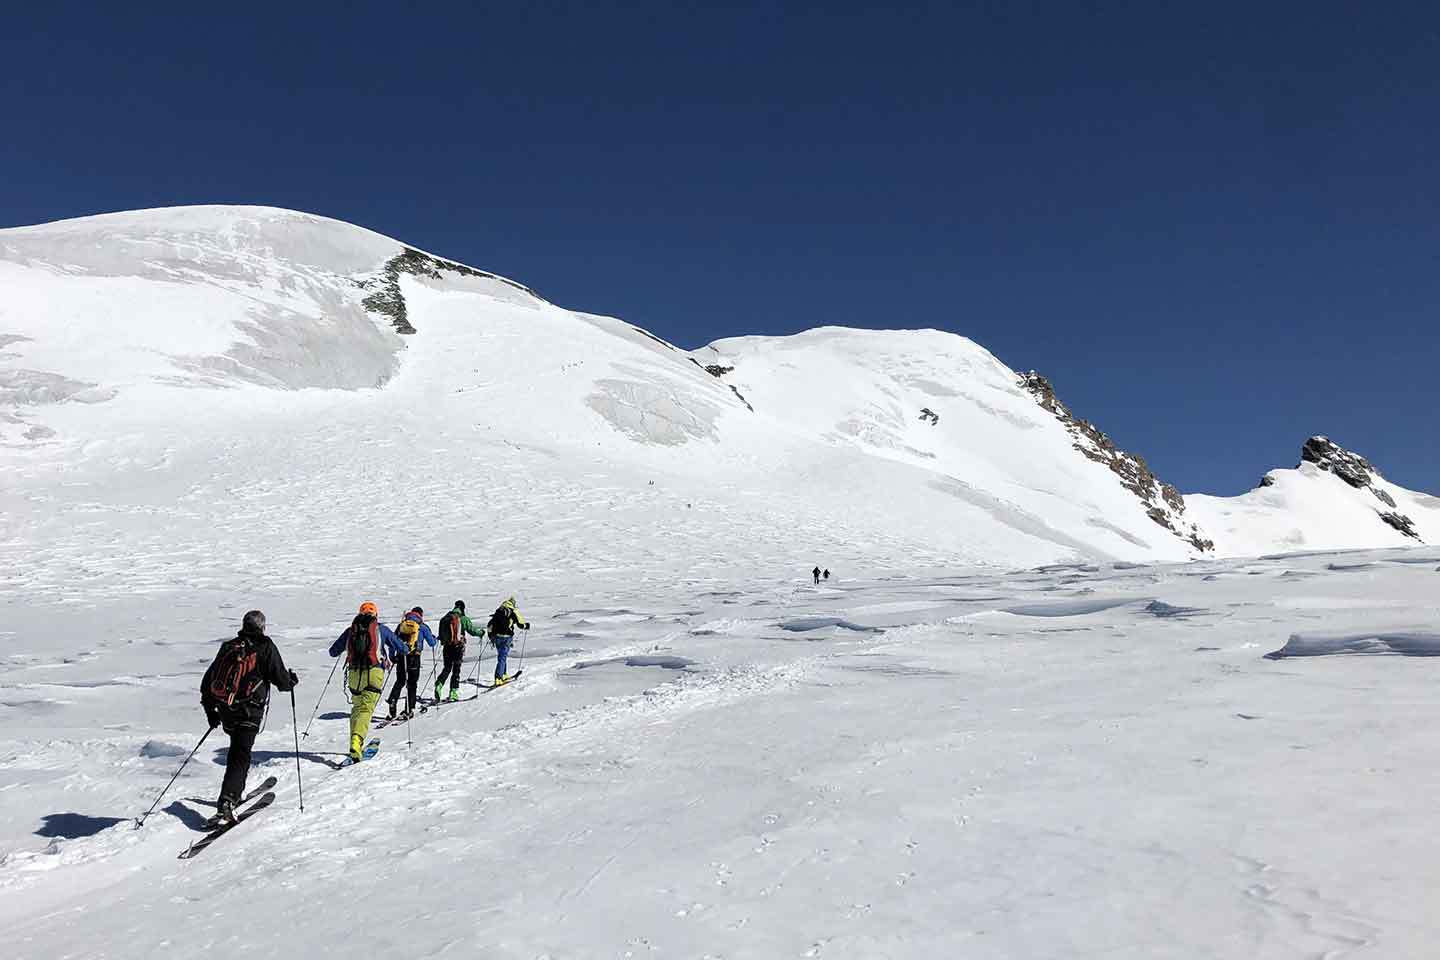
[778, 616, 882, 633]
[1266, 631, 1440, 659]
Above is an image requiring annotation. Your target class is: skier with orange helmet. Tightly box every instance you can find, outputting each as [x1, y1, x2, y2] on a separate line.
[328, 601, 403, 761]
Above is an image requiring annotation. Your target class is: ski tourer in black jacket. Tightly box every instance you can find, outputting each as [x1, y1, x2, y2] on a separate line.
[200, 623, 296, 730]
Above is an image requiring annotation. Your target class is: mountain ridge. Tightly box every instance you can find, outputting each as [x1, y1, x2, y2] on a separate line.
[1, 204, 1430, 562]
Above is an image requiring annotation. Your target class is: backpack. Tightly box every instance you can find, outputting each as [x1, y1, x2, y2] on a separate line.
[487, 605, 514, 638]
[208, 635, 263, 706]
[440, 611, 464, 648]
[397, 616, 421, 654]
[347, 614, 380, 667]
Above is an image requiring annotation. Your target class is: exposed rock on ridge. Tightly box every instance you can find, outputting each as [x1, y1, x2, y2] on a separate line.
[359, 248, 543, 334]
[1019, 372, 1214, 552]
[1296, 436, 1421, 541]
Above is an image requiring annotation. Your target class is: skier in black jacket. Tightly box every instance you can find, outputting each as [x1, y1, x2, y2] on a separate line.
[200, 610, 297, 824]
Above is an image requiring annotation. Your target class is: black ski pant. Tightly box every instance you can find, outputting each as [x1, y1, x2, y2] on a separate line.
[437, 644, 466, 691]
[219, 724, 258, 804]
[388, 653, 422, 712]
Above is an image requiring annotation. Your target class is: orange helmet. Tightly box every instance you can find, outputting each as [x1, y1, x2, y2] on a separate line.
[359, 601, 378, 617]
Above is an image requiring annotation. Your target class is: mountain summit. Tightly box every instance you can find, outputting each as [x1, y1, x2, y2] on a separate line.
[1186, 436, 1437, 554]
[1, 205, 1430, 569]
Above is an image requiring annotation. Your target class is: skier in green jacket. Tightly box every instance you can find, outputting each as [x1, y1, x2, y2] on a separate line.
[434, 600, 486, 702]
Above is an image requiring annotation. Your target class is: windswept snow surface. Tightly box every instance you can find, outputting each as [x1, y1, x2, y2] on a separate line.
[4, 550, 1440, 957]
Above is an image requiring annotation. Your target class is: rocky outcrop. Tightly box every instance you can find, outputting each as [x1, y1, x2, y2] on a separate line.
[359, 248, 541, 334]
[689, 359, 753, 411]
[1380, 511, 1421, 539]
[1018, 372, 1214, 552]
[1298, 436, 1420, 540]
[1301, 436, 1389, 501]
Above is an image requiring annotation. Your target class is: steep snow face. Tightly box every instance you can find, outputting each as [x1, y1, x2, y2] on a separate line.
[697, 328, 1198, 562]
[1016, 372, 1212, 551]
[1186, 437, 1440, 556]
[0, 206, 1210, 573]
[7, 204, 1429, 568]
[0, 206, 414, 443]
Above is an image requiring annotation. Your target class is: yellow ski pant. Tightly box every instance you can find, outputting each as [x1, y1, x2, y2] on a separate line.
[347, 665, 385, 747]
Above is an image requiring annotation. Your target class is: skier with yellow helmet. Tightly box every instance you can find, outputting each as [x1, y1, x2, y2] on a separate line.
[486, 596, 529, 685]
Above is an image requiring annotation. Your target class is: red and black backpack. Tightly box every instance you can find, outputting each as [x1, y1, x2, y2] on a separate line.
[439, 611, 464, 647]
[208, 635, 263, 706]
[346, 614, 381, 667]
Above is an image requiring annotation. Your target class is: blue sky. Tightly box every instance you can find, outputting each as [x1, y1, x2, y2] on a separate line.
[4, 1, 1437, 494]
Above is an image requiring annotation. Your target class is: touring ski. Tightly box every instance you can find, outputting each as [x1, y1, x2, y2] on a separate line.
[420, 694, 478, 713]
[199, 775, 277, 828]
[340, 737, 382, 766]
[479, 670, 523, 691]
[179, 792, 275, 859]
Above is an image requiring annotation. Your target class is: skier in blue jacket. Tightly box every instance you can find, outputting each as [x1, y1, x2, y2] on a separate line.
[386, 607, 436, 720]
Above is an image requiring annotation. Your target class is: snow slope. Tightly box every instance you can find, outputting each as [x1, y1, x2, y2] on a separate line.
[1188, 446, 1440, 556]
[0, 205, 1202, 575]
[700, 328, 1205, 559]
[6, 547, 1440, 958]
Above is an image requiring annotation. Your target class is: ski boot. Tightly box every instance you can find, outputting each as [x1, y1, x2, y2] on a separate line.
[448, 688, 460, 702]
[207, 797, 237, 828]
[434, 683, 444, 703]
[349, 734, 363, 762]
[387, 700, 397, 720]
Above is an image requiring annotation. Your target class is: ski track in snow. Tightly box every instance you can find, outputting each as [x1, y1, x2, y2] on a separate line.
[3, 552, 1440, 957]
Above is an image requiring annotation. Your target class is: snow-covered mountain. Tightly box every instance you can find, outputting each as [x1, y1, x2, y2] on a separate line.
[1187, 435, 1440, 555]
[7, 206, 1440, 960]
[0, 205, 1432, 572]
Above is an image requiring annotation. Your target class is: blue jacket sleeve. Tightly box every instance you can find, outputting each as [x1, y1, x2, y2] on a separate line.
[379, 624, 404, 660]
[329, 631, 348, 658]
[422, 623, 437, 648]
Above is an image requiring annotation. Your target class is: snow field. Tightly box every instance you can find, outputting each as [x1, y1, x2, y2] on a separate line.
[4, 549, 1440, 957]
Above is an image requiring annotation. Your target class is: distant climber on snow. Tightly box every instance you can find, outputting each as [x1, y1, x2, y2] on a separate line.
[813, 566, 821, 585]
[200, 610, 297, 826]
[387, 607, 436, 720]
[487, 596, 529, 685]
[329, 602, 403, 762]
[436, 600, 486, 702]
[823, 568, 830, 581]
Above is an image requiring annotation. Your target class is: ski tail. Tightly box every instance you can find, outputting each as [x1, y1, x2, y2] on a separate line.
[180, 792, 276, 859]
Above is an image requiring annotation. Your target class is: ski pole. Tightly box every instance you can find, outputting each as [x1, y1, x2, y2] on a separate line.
[517, 626, 531, 673]
[290, 689, 304, 813]
[135, 726, 213, 829]
[427, 640, 438, 694]
[466, 639, 485, 687]
[302, 655, 341, 739]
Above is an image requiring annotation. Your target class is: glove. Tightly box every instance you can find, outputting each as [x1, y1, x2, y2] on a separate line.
[521, 622, 530, 631]
[204, 705, 221, 730]
[288, 670, 299, 687]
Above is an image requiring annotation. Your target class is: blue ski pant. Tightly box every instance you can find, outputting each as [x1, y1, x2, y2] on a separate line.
[493, 635, 513, 679]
